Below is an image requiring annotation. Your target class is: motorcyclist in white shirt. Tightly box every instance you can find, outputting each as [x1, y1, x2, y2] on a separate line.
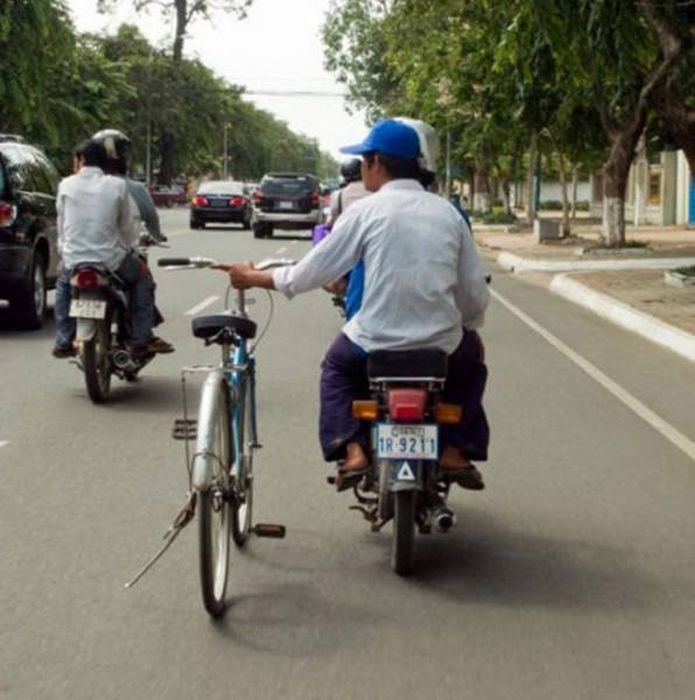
[213, 119, 490, 489]
[52, 139, 171, 357]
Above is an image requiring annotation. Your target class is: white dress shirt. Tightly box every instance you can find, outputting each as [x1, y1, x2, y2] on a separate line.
[57, 166, 138, 271]
[273, 179, 489, 353]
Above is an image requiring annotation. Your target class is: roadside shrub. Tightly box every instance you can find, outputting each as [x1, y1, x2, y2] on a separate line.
[540, 200, 563, 210]
[481, 211, 518, 224]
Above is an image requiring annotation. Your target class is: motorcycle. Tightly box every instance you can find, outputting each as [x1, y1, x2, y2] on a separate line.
[68, 236, 164, 403]
[331, 348, 463, 575]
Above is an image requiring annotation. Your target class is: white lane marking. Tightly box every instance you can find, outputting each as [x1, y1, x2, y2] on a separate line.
[491, 288, 695, 463]
[184, 296, 219, 316]
[0, 441, 9, 448]
[275, 246, 287, 255]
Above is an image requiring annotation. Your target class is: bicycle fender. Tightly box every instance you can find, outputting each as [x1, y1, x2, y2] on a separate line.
[192, 371, 228, 491]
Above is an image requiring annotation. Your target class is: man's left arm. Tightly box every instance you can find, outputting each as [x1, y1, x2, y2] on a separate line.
[130, 181, 165, 241]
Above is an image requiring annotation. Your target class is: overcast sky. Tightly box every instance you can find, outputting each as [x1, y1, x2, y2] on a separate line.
[65, 0, 368, 159]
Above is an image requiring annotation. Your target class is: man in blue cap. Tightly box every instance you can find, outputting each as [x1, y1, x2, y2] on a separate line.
[215, 118, 490, 489]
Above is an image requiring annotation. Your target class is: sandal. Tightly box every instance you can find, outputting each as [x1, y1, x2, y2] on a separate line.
[335, 466, 369, 492]
[439, 465, 485, 491]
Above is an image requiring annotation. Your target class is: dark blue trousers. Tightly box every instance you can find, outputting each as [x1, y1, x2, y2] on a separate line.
[319, 332, 490, 462]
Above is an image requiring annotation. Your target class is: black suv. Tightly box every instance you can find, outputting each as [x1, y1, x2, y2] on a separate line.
[0, 135, 60, 328]
[251, 172, 322, 238]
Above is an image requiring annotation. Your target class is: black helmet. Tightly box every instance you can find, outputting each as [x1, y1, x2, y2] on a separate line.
[92, 129, 131, 175]
[340, 158, 362, 184]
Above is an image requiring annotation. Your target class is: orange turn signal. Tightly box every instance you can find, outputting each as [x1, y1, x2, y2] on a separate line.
[435, 403, 462, 424]
[352, 400, 379, 421]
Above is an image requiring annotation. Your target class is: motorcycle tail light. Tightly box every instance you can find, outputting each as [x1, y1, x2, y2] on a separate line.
[388, 389, 426, 422]
[75, 269, 101, 291]
[435, 403, 462, 424]
[0, 201, 16, 228]
[352, 400, 379, 421]
[191, 196, 209, 207]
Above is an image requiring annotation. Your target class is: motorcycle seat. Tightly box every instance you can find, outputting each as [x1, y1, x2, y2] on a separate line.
[367, 348, 448, 380]
[191, 313, 257, 340]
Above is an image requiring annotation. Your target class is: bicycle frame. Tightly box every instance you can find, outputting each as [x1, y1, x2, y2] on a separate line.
[190, 288, 257, 492]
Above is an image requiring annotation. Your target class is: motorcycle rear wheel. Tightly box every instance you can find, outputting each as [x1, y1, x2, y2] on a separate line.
[83, 317, 112, 404]
[391, 490, 416, 575]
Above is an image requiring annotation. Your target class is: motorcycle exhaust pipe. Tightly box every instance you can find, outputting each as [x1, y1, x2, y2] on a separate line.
[432, 505, 456, 533]
[112, 348, 137, 372]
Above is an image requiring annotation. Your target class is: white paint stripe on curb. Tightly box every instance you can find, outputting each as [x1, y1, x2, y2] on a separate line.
[491, 288, 695, 463]
[550, 274, 695, 364]
[184, 296, 219, 316]
[497, 251, 695, 273]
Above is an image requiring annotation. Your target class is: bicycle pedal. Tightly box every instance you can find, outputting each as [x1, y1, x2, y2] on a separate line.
[326, 475, 337, 485]
[252, 523, 286, 538]
[172, 418, 197, 440]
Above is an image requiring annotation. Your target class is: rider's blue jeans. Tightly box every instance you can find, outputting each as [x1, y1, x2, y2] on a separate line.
[54, 253, 155, 348]
[319, 331, 489, 463]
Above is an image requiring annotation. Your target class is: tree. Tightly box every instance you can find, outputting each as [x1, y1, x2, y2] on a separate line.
[98, 0, 253, 61]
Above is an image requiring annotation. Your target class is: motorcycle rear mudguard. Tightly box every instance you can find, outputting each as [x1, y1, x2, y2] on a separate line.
[76, 317, 98, 343]
[387, 459, 425, 492]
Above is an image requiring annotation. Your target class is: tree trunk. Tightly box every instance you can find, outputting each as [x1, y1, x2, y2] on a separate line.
[158, 131, 175, 186]
[472, 166, 489, 213]
[557, 152, 570, 236]
[526, 133, 538, 225]
[173, 0, 187, 62]
[602, 129, 641, 246]
[571, 166, 578, 219]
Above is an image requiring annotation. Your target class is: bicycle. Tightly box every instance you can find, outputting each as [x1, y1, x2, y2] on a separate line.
[126, 255, 293, 617]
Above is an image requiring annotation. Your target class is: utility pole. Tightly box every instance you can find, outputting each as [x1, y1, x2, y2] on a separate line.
[145, 46, 154, 187]
[445, 131, 452, 197]
[223, 124, 229, 179]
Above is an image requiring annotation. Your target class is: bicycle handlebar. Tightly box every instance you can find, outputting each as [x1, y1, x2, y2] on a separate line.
[157, 257, 296, 271]
[157, 256, 216, 268]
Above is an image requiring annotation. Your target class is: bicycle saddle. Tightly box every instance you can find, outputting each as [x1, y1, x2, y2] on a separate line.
[192, 313, 257, 340]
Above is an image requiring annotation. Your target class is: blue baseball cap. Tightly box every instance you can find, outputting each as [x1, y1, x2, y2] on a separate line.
[340, 119, 421, 160]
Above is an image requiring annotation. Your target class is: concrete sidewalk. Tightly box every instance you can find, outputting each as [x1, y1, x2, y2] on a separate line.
[476, 221, 695, 362]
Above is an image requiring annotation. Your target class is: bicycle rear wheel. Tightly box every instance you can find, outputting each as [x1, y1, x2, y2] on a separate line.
[231, 374, 254, 546]
[196, 376, 232, 617]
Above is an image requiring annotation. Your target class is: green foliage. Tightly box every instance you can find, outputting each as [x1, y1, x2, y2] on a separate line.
[0, 11, 336, 179]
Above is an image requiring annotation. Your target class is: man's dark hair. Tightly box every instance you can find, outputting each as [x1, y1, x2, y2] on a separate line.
[363, 151, 421, 180]
[75, 139, 106, 169]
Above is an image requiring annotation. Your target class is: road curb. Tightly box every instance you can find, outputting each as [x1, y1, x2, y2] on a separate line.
[497, 251, 695, 273]
[550, 273, 695, 363]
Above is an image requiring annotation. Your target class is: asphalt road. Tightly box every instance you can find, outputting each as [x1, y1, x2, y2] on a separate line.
[2, 208, 695, 700]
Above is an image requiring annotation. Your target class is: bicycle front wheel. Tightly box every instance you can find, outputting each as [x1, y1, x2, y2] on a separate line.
[195, 374, 232, 617]
[231, 373, 254, 546]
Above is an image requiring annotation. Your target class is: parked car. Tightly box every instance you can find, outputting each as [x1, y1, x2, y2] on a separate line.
[0, 135, 60, 328]
[251, 172, 322, 238]
[149, 184, 186, 207]
[190, 180, 252, 230]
